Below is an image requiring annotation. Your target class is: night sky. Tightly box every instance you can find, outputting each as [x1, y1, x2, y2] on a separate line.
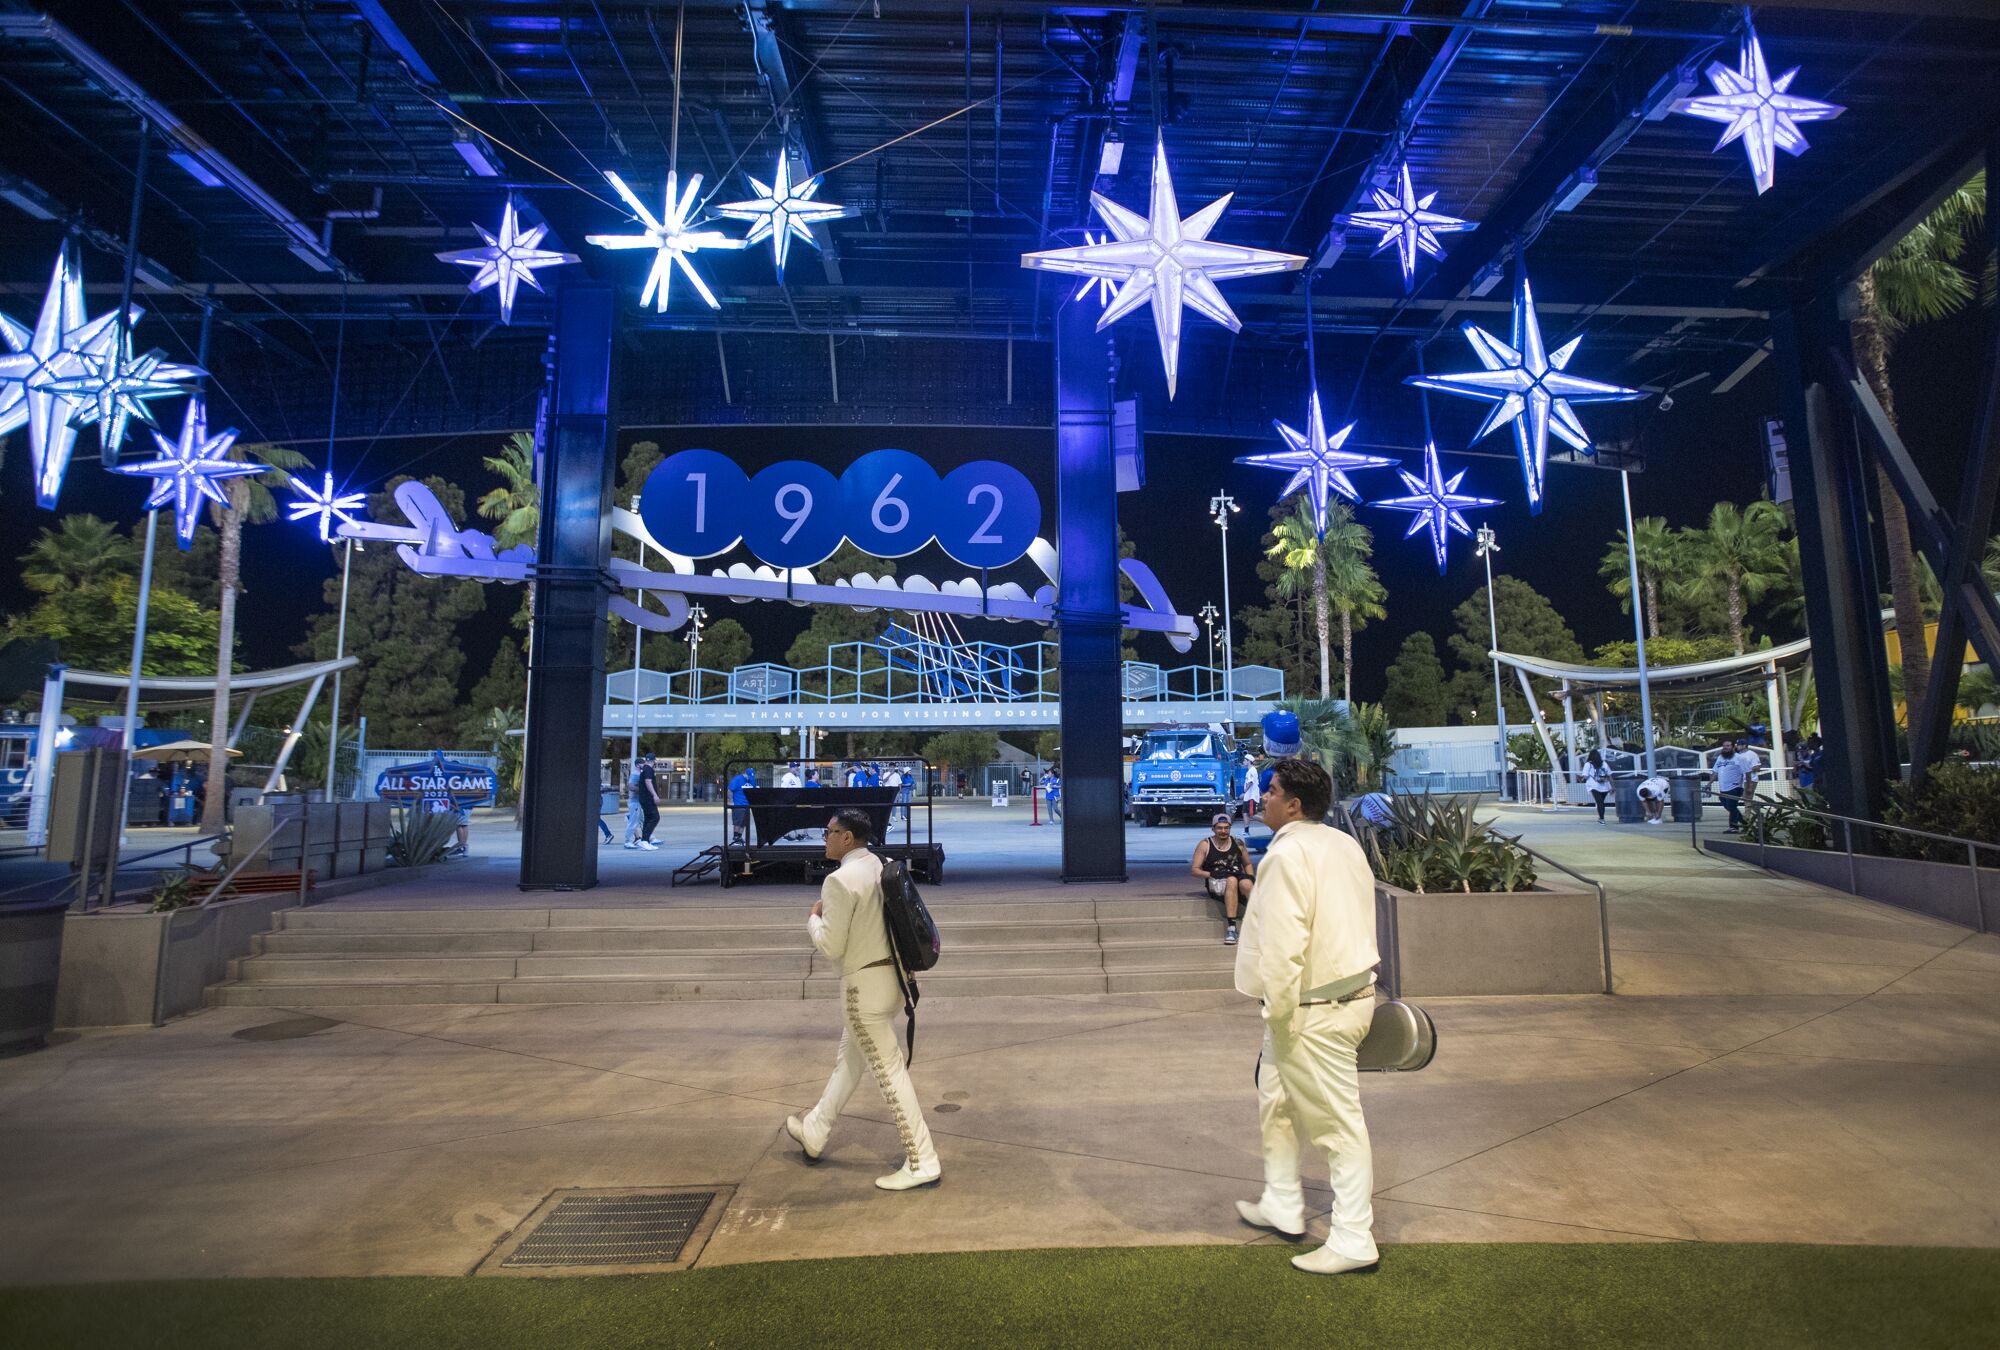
[1, 305, 1982, 706]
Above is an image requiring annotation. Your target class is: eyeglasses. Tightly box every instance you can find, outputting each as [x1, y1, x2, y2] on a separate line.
[821, 827, 850, 838]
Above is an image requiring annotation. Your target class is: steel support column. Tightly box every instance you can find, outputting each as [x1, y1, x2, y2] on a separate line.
[1054, 298, 1126, 883]
[1773, 303, 1897, 821]
[520, 282, 618, 890]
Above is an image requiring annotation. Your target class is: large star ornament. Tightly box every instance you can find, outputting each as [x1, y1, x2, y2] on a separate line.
[1021, 136, 1306, 399]
[49, 337, 203, 460]
[1371, 442, 1500, 575]
[1236, 389, 1396, 535]
[1404, 272, 1642, 514]
[436, 198, 577, 324]
[0, 246, 128, 508]
[113, 397, 258, 549]
[1671, 24, 1843, 196]
[587, 170, 744, 311]
[1345, 163, 1473, 285]
[713, 154, 846, 274]
[285, 470, 369, 543]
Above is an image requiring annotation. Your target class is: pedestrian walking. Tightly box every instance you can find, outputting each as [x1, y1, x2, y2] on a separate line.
[1043, 768, 1063, 822]
[1713, 737, 1759, 833]
[1192, 812, 1255, 944]
[1234, 757, 1381, 1276]
[633, 753, 662, 850]
[1581, 750, 1613, 822]
[784, 807, 942, 1192]
[597, 770, 616, 843]
[622, 759, 646, 846]
[728, 764, 757, 843]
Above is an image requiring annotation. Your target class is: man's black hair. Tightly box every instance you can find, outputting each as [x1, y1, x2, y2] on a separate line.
[830, 806, 874, 844]
[1268, 757, 1333, 821]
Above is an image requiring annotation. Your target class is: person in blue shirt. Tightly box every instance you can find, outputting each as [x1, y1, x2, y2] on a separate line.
[1044, 768, 1063, 822]
[864, 763, 881, 788]
[804, 769, 824, 789]
[728, 766, 757, 843]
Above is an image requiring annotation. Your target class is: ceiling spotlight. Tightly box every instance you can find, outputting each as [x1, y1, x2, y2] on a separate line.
[1658, 392, 1675, 413]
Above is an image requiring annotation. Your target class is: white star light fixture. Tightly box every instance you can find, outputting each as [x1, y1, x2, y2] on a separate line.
[1236, 389, 1397, 535]
[713, 154, 846, 274]
[1671, 23, 1844, 195]
[286, 471, 368, 543]
[48, 337, 203, 459]
[1405, 272, 1643, 514]
[1371, 441, 1501, 575]
[436, 197, 577, 324]
[113, 396, 258, 549]
[1345, 163, 1473, 285]
[586, 170, 744, 311]
[1070, 231, 1116, 309]
[1021, 136, 1306, 399]
[0, 247, 140, 508]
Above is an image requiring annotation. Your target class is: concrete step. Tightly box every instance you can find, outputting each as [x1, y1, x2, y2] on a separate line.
[273, 896, 1220, 933]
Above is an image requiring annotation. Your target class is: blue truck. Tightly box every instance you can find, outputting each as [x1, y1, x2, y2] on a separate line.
[1128, 723, 1240, 826]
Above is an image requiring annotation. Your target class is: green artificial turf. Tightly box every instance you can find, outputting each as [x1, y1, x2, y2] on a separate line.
[6, 1243, 1996, 1350]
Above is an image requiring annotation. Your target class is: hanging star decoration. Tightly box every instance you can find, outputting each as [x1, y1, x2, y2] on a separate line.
[1070, 232, 1117, 309]
[1371, 441, 1501, 575]
[712, 153, 847, 274]
[586, 170, 744, 311]
[1235, 389, 1397, 535]
[1404, 272, 1642, 514]
[1671, 23, 1844, 195]
[285, 470, 369, 543]
[49, 334, 203, 460]
[112, 396, 258, 549]
[436, 197, 577, 324]
[0, 246, 129, 508]
[1345, 163, 1474, 285]
[1021, 136, 1307, 399]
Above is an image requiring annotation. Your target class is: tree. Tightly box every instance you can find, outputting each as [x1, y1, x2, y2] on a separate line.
[1597, 515, 1679, 640]
[19, 514, 132, 593]
[199, 440, 311, 830]
[477, 431, 539, 632]
[1676, 501, 1789, 655]
[1855, 170, 1988, 735]
[463, 638, 527, 743]
[295, 477, 487, 749]
[1237, 502, 1315, 697]
[921, 730, 998, 782]
[1381, 632, 1448, 728]
[1266, 501, 1334, 699]
[5, 575, 219, 675]
[1445, 577, 1584, 726]
[784, 542, 895, 680]
[1322, 507, 1386, 705]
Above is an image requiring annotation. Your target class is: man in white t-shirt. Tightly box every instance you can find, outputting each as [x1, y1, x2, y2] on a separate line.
[780, 763, 803, 789]
[1635, 773, 1670, 825]
[1712, 739, 1761, 833]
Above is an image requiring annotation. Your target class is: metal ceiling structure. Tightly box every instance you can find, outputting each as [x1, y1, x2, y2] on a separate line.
[0, 0, 1997, 446]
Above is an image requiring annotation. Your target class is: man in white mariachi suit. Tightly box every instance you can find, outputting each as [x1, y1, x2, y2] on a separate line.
[786, 807, 942, 1191]
[1234, 756, 1382, 1275]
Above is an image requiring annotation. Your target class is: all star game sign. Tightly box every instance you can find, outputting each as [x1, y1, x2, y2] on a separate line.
[373, 751, 496, 813]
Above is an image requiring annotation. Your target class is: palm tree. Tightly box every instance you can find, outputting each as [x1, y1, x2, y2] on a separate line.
[1678, 501, 1789, 655]
[1322, 508, 1386, 705]
[198, 441, 311, 830]
[1855, 170, 1987, 734]
[1984, 535, 1999, 595]
[19, 514, 134, 594]
[1597, 515, 1677, 640]
[478, 431, 540, 551]
[1267, 501, 1334, 699]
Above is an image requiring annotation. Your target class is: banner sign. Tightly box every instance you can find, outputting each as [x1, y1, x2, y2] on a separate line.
[641, 448, 1041, 569]
[373, 751, 496, 811]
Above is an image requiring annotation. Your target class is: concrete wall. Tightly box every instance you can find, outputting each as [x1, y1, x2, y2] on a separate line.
[1705, 838, 1996, 932]
[1378, 883, 1607, 996]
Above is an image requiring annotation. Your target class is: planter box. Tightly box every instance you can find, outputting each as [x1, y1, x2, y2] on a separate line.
[1376, 881, 1608, 996]
[1705, 838, 1997, 931]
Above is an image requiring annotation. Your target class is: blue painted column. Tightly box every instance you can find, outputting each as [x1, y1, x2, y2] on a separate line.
[1054, 299, 1127, 882]
[520, 282, 618, 890]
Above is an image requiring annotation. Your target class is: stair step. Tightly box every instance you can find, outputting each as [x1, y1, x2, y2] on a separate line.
[274, 896, 1221, 933]
[255, 918, 1220, 955]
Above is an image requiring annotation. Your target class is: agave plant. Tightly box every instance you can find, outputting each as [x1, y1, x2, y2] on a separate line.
[1338, 791, 1538, 893]
[387, 809, 458, 867]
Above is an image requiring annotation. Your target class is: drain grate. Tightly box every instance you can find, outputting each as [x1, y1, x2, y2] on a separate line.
[479, 1186, 730, 1275]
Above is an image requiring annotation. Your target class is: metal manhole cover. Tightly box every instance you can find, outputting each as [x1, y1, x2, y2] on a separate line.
[477, 1186, 731, 1276]
[233, 1016, 340, 1041]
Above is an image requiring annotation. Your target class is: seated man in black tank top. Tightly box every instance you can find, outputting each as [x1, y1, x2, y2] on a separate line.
[1192, 812, 1256, 946]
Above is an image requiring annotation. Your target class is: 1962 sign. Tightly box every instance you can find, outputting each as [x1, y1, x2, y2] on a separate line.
[640, 448, 1040, 569]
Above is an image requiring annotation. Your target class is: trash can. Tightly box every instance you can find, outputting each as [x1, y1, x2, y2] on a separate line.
[1669, 775, 1703, 822]
[1613, 778, 1644, 824]
[0, 895, 69, 1056]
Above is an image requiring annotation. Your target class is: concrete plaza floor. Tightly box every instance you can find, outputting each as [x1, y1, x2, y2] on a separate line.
[3, 801, 1997, 1284]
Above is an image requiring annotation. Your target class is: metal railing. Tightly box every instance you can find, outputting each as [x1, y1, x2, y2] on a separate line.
[1725, 798, 1995, 934]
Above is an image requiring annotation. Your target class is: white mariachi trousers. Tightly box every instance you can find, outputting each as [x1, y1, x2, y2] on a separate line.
[802, 964, 939, 1173]
[1256, 997, 1377, 1260]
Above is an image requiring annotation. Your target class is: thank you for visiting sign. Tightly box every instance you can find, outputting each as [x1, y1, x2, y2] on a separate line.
[374, 752, 496, 812]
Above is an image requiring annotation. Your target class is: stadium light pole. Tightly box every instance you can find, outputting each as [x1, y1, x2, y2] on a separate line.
[1210, 494, 1239, 712]
[685, 603, 705, 784]
[1198, 602, 1219, 700]
[1476, 524, 1510, 801]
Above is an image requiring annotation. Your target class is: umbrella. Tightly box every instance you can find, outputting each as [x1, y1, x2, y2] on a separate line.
[139, 740, 241, 762]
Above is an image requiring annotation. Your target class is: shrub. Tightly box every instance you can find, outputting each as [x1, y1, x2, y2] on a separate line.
[387, 809, 459, 867]
[148, 870, 199, 912]
[1881, 762, 2000, 863]
[1340, 792, 1538, 894]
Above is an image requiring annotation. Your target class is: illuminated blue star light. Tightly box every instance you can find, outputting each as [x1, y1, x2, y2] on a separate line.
[113, 397, 258, 549]
[1671, 24, 1844, 196]
[1021, 137, 1306, 399]
[586, 170, 744, 311]
[0, 246, 129, 508]
[1404, 272, 1642, 514]
[1236, 389, 1396, 535]
[1070, 232, 1116, 308]
[713, 154, 846, 274]
[1345, 164, 1473, 285]
[436, 198, 577, 324]
[1371, 442, 1500, 575]
[286, 470, 368, 543]
[48, 337, 203, 458]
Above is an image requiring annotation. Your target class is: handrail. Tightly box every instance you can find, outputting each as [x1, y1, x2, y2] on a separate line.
[196, 820, 292, 908]
[1752, 799, 2000, 860]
